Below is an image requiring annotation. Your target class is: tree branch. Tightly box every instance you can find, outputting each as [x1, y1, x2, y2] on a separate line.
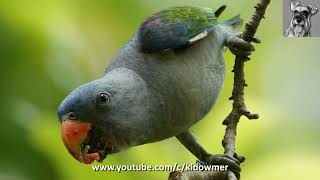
[222, 1, 270, 179]
[169, 170, 229, 180]
[168, 0, 271, 179]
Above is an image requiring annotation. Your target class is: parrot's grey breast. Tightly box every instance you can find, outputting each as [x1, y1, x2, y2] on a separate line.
[106, 26, 226, 143]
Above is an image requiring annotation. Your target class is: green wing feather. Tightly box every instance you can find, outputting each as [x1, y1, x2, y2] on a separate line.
[138, 6, 223, 52]
[159, 6, 217, 32]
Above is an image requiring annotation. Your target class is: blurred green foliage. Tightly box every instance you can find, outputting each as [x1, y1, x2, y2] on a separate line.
[0, 0, 320, 180]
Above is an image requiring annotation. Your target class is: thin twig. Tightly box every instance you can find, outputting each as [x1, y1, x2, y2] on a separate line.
[222, 0, 271, 180]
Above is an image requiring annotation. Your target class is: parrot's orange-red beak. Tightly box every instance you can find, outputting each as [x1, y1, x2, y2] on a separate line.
[61, 120, 100, 164]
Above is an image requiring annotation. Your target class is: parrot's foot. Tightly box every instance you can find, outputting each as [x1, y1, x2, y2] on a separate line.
[202, 154, 241, 173]
[176, 131, 241, 175]
[226, 32, 261, 59]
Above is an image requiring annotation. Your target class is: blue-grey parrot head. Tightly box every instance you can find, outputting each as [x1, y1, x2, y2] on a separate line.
[57, 68, 150, 164]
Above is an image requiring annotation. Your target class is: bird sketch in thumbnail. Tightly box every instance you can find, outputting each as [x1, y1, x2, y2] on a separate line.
[284, 0, 320, 37]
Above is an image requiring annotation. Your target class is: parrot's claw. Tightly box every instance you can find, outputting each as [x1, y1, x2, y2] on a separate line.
[235, 32, 261, 44]
[229, 47, 252, 57]
[203, 154, 241, 174]
[248, 35, 261, 44]
[226, 32, 260, 59]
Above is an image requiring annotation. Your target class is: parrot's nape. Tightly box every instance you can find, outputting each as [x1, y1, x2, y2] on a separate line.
[57, 5, 258, 172]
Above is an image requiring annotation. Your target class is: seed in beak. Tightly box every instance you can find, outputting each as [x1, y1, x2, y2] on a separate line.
[83, 145, 90, 154]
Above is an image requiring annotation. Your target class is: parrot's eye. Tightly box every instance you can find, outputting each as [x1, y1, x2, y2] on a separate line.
[97, 92, 111, 105]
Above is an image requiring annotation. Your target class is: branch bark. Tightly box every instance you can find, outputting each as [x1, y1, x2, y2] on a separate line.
[169, 0, 271, 179]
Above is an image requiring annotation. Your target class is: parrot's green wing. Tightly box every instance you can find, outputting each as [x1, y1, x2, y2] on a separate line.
[138, 5, 226, 53]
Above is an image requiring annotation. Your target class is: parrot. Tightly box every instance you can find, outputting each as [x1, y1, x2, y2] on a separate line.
[57, 5, 259, 172]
